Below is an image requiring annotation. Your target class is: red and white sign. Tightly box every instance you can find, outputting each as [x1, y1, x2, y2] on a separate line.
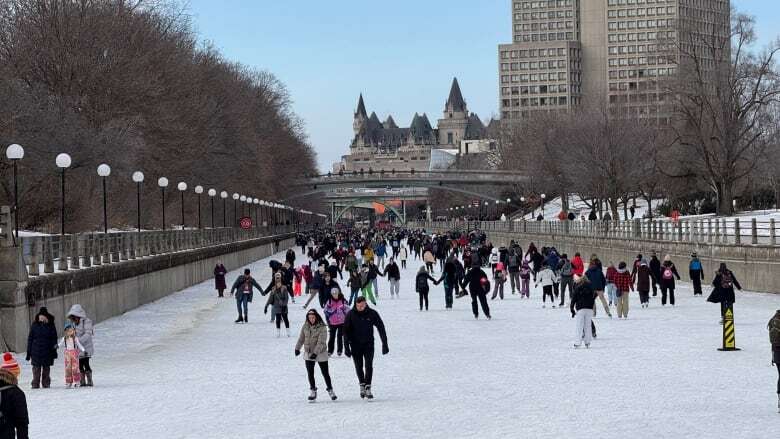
[239, 217, 253, 230]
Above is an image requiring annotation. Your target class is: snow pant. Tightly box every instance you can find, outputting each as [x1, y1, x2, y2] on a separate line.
[593, 290, 610, 316]
[638, 289, 650, 305]
[362, 284, 376, 305]
[661, 285, 675, 305]
[275, 313, 290, 329]
[491, 280, 505, 300]
[418, 289, 429, 310]
[521, 278, 530, 297]
[470, 289, 490, 318]
[79, 357, 92, 374]
[306, 360, 333, 391]
[542, 285, 554, 304]
[508, 271, 520, 293]
[691, 270, 703, 295]
[64, 349, 80, 385]
[401, 260, 407, 269]
[444, 282, 454, 308]
[372, 278, 380, 297]
[351, 345, 375, 385]
[606, 283, 617, 305]
[575, 308, 594, 346]
[328, 324, 344, 355]
[349, 288, 360, 305]
[559, 276, 574, 306]
[616, 293, 629, 318]
[31, 365, 51, 388]
[389, 279, 400, 297]
[236, 293, 249, 319]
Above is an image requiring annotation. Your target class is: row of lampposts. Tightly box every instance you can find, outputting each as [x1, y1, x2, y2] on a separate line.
[4, 144, 316, 240]
[442, 195, 549, 220]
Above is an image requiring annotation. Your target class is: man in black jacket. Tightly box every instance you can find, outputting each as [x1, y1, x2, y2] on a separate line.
[344, 297, 389, 400]
[649, 252, 662, 296]
[439, 255, 459, 309]
[460, 262, 491, 319]
[384, 258, 401, 298]
[0, 368, 28, 439]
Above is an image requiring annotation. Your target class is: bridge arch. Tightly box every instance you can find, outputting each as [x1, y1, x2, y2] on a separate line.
[334, 199, 406, 225]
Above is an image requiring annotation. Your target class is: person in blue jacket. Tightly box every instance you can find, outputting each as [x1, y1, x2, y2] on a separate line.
[585, 257, 611, 318]
[689, 252, 705, 296]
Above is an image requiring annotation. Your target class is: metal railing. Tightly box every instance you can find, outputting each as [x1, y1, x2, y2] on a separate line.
[410, 217, 780, 247]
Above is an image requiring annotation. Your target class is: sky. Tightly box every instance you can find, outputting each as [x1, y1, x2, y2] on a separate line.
[186, 0, 779, 172]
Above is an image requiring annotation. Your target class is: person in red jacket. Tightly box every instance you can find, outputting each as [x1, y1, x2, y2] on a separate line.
[571, 252, 585, 277]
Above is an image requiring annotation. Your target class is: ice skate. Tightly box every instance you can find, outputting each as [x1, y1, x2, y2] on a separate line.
[276, 328, 281, 338]
[235, 316, 243, 324]
[286, 328, 291, 337]
[327, 388, 337, 401]
[365, 385, 374, 400]
[308, 388, 317, 402]
[360, 383, 366, 399]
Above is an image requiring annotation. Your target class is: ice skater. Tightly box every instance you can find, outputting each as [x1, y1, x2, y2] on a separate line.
[295, 309, 336, 402]
[344, 297, 389, 400]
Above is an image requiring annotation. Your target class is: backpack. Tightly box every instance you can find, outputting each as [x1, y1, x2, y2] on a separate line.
[690, 259, 702, 271]
[561, 260, 573, 276]
[416, 274, 430, 291]
[662, 267, 674, 280]
[720, 272, 733, 289]
[769, 314, 780, 346]
[508, 254, 519, 267]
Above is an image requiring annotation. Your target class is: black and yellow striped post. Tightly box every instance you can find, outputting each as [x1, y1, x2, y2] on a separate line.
[718, 306, 740, 351]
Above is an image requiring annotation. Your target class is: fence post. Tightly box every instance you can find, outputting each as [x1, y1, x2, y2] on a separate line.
[734, 219, 741, 245]
[28, 238, 40, 276]
[70, 235, 80, 270]
[57, 235, 69, 271]
[707, 219, 713, 243]
[82, 235, 92, 267]
[43, 236, 54, 273]
[751, 218, 758, 245]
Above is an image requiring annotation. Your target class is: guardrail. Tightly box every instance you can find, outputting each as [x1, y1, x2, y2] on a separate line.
[410, 217, 780, 247]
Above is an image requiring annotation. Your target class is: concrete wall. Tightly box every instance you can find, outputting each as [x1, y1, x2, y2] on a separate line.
[0, 233, 295, 352]
[427, 226, 780, 295]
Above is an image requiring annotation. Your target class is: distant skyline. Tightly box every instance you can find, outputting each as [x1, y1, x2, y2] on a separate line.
[187, 0, 779, 171]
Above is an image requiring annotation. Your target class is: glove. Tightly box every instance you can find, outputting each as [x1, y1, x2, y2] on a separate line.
[382, 345, 389, 355]
[295, 349, 300, 356]
[309, 353, 317, 360]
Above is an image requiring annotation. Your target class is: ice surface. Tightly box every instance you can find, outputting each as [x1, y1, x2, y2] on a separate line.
[21, 247, 780, 438]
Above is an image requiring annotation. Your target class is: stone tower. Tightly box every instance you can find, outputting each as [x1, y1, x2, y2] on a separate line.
[437, 78, 470, 148]
[353, 94, 368, 138]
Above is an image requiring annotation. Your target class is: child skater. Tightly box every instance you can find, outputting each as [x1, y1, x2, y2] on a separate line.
[60, 322, 85, 388]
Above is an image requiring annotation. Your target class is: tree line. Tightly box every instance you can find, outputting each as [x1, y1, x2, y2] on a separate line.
[0, 0, 318, 232]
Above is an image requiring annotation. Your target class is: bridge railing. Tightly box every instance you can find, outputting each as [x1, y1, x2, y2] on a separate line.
[302, 169, 528, 184]
[13, 224, 302, 277]
[410, 217, 780, 247]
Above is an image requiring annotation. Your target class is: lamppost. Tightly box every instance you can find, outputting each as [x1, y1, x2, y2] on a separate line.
[5, 144, 24, 242]
[195, 186, 203, 228]
[240, 195, 247, 217]
[232, 193, 239, 226]
[253, 198, 259, 227]
[541, 193, 547, 218]
[177, 182, 187, 229]
[55, 153, 71, 235]
[132, 172, 144, 232]
[158, 177, 169, 230]
[220, 191, 228, 227]
[208, 189, 216, 228]
[259, 200, 266, 227]
[97, 164, 111, 233]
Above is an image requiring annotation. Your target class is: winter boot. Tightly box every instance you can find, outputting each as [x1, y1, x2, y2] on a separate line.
[359, 383, 367, 399]
[41, 366, 51, 388]
[308, 388, 317, 402]
[86, 371, 93, 387]
[79, 374, 87, 387]
[365, 385, 374, 400]
[327, 388, 337, 401]
[244, 315, 248, 323]
[31, 366, 41, 389]
[235, 315, 243, 324]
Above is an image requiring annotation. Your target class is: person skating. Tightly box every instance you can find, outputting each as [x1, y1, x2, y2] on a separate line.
[649, 252, 662, 296]
[585, 258, 611, 318]
[264, 273, 292, 337]
[295, 309, 336, 402]
[689, 252, 705, 296]
[324, 288, 350, 356]
[347, 270, 365, 306]
[635, 260, 655, 308]
[439, 255, 459, 309]
[707, 263, 743, 323]
[344, 297, 389, 400]
[58, 323, 85, 388]
[613, 262, 634, 319]
[415, 266, 440, 311]
[385, 258, 401, 298]
[302, 262, 326, 309]
[67, 304, 94, 387]
[506, 249, 521, 294]
[605, 262, 618, 307]
[558, 254, 574, 306]
[491, 262, 507, 300]
[0, 358, 29, 438]
[399, 245, 409, 269]
[659, 255, 681, 306]
[366, 259, 385, 299]
[214, 262, 228, 297]
[490, 247, 499, 275]
[570, 275, 596, 348]
[768, 310, 780, 412]
[535, 263, 558, 308]
[571, 252, 585, 277]
[26, 307, 57, 389]
[460, 261, 491, 319]
[520, 260, 531, 298]
[229, 269, 262, 323]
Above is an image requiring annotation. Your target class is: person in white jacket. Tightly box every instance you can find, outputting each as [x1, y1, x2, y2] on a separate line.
[489, 248, 499, 275]
[399, 245, 409, 269]
[535, 263, 558, 308]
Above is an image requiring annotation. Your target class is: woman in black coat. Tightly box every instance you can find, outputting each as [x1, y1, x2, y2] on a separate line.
[25, 307, 58, 389]
[214, 262, 228, 297]
[708, 263, 742, 320]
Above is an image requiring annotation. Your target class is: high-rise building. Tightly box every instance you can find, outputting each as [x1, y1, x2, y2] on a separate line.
[498, 0, 730, 121]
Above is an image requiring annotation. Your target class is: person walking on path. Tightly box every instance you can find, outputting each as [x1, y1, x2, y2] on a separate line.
[415, 266, 440, 311]
[659, 255, 681, 306]
[59, 323, 85, 388]
[67, 304, 94, 387]
[26, 307, 57, 389]
[439, 255, 459, 309]
[214, 262, 228, 297]
[344, 297, 389, 400]
[585, 258, 611, 318]
[689, 252, 705, 296]
[570, 275, 596, 349]
[264, 272, 292, 337]
[535, 263, 558, 308]
[461, 262, 492, 319]
[768, 310, 780, 412]
[385, 258, 401, 299]
[635, 260, 655, 308]
[324, 289, 350, 356]
[506, 249, 522, 294]
[605, 262, 618, 307]
[613, 262, 634, 319]
[230, 269, 262, 323]
[707, 263, 743, 323]
[295, 309, 336, 402]
[0, 361, 29, 438]
[491, 262, 507, 300]
[557, 254, 574, 306]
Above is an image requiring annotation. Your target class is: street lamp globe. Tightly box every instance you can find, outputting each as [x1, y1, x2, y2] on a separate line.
[132, 171, 144, 183]
[158, 177, 169, 188]
[506, 198, 511, 203]
[253, 198, 259, 204]
[177, 182, 187, 191]
[5, 144, 24, 160]
[55, 153, 72, 168]
[220, 191, 227, 199]
[520, 197, 526, 203]
[97, 164, 111, 177]
[240, 195, 246, 202]
[208, 188, 216, 197]
[232, 193, 239, 200]
[195, 185, 204, 194]
[484, 201, 489, 206]
[541, 193, 546, 200]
